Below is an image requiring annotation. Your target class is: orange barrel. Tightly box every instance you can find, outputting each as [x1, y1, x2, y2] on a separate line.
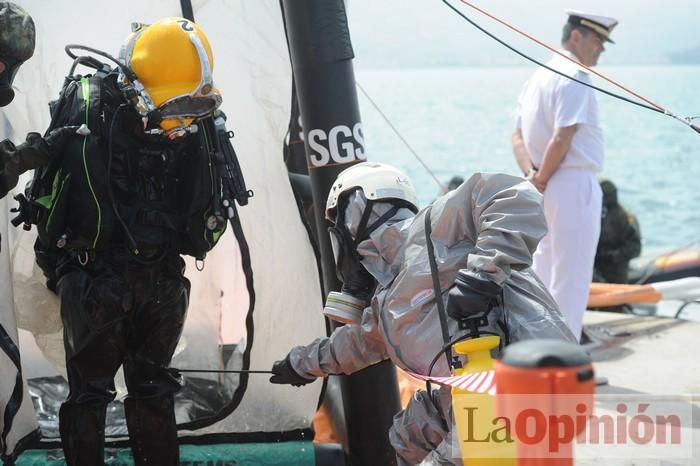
[494, 339, 595, 466]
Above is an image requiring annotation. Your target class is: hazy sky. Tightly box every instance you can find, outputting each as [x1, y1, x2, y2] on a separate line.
[347, 0, 700, 68]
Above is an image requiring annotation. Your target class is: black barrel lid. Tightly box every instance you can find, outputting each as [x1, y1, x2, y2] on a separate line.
[501, 339, 591, 368]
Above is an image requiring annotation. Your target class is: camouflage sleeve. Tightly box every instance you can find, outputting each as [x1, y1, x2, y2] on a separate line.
[597, 207, 641, 262]
[0, 132, 50, 199]
[616, 211, 642, 261]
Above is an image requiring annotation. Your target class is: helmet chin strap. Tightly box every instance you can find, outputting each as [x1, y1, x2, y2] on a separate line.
[333, 191, 413, 278]
[353, 200, 401, 245]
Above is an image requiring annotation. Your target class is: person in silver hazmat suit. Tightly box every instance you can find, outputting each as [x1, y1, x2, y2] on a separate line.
[270, 162, 576, 465]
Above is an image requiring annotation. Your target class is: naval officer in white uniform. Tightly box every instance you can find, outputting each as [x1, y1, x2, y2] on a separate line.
[511, 10, 618, 339]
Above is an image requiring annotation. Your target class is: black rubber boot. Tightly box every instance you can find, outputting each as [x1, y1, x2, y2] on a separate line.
[59, 400, 108, 466]
[124, 396, 179, 466]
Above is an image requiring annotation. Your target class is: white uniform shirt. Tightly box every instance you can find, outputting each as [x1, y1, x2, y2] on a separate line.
[515, 50, 604, 172]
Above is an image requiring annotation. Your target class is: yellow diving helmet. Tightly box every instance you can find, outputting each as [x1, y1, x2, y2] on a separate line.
[119, 17, 222, 137]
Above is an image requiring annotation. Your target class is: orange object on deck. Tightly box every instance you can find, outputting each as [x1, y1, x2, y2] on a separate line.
[397, 368, 427, 406]
[313, 404, 339, 444]
[494, 340, 595, 466]
[312, 368, 424, 444]
[588, 282, 662, 307]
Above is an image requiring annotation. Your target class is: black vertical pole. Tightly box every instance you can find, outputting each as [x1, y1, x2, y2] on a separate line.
[179, 0, 195, 21]
[281, 2, 400, 465]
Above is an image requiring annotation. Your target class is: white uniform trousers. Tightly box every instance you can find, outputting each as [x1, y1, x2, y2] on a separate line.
[533, 168, 602, 340]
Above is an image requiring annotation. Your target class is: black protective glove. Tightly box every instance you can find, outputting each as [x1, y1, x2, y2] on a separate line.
[270, 354, 315, 387]
[446, 271, 502, 322]
[43, 125, 80, 158]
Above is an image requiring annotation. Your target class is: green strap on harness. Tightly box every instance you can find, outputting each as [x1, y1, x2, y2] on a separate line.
[80, 76, 102, 248]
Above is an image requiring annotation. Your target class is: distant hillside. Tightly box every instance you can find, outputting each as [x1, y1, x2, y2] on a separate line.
[669, 44, 700, 64]
[347, 0, 699, 69]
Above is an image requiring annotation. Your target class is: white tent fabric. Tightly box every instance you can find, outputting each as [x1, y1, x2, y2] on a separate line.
[1, 0, 326, 456]
[0, 78, 42, 460]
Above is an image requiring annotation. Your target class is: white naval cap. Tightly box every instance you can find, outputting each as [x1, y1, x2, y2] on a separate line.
[565, 10, 618, 43]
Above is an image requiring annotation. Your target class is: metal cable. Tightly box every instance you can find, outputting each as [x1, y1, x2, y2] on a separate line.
[174, 368, 274, 375]
[356, 82, 448, 193]
[440, 0, 700, 135]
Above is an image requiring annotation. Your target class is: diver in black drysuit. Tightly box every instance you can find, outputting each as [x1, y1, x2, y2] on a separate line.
[53, 98, 194, 465]
[27, 17, 239, 466]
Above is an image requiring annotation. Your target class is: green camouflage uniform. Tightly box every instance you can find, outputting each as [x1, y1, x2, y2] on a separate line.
[0, 1, 41, 199]
[0, 2, 35, 63]
[594, 179, 642, 284]
[0, 133, 49, 198]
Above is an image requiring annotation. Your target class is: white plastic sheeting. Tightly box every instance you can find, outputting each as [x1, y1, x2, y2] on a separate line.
[0, 77, 41, 460]
[1, 0, 325, 456]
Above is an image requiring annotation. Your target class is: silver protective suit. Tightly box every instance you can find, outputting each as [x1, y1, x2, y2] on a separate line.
[289, 173, 576, 465]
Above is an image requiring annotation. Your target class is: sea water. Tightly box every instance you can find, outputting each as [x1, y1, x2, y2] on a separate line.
[357, 65, 700, 252]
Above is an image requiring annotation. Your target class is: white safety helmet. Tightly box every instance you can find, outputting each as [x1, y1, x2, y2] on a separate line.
[325, 162, 418, 224]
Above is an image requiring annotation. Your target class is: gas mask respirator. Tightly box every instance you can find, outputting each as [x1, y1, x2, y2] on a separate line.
[323, 198, 401, 324]
[0, 57, 24, 107]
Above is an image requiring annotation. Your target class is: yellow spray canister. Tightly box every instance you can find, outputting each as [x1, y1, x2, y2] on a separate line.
[452, 335, 516, 465]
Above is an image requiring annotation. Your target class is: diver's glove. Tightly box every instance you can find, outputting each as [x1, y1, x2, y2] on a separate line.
[446, 271, 501, 321]
[270, 354, 315, 387]
[1, 128, 77, 181]
[42, 125, 80, 158]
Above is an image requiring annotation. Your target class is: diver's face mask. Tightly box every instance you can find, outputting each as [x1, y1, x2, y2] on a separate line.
[323, 196, 402, 324]
[0, 57, 24, 107]
[120, 24, 222, 139]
